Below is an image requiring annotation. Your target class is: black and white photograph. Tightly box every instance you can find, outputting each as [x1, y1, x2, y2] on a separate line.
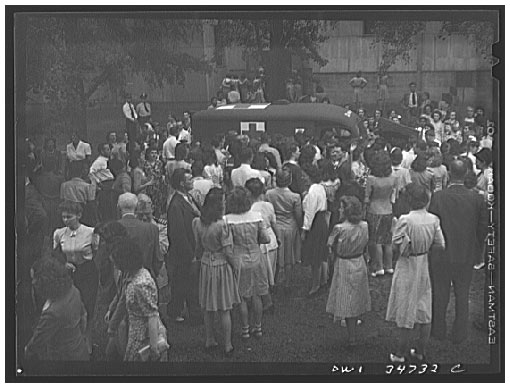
[6, 5, 503, 382]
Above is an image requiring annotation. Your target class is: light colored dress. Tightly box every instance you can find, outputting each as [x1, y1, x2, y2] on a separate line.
[385, 209, 445, 329]
[192, 218, 241, 311]
[266, 187, 303, 267]
[251, 201, 278, 285]
[326, 221, 371, 320]
[124, 268, 168, 361]
[226, 211, 270, 298]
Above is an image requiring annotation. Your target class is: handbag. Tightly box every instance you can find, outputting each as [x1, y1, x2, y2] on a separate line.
[136, 332, 170, 362]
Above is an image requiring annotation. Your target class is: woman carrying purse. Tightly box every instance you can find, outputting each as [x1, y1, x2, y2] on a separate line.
[110, 238, 170, 361]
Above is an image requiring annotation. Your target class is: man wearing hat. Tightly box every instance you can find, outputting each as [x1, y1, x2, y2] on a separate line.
[136, 93, 152, 127]
[401, 82, 421, 125]
[122, 94, 138, 153]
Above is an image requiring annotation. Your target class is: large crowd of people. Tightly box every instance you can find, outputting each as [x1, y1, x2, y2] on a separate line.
[21, 72, 494, 364]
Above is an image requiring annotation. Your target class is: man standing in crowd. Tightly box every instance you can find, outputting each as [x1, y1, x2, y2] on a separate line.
[177, 120, 191, 143]
[231, 147, 262, 187]
[162, 125, 179, 163]
[117, 193, 163, 279]
[329, 142, 352, 185]
[89, 143, 114, 185]
[122, 94, 138, 152]
[107, 131, 126, 164]
[401, 82, 421, 125]
[258, 133, 282, 170]
[89, 143, 116, 221]
[136, 92, 151, 127]
[183, 111, 192, 132]
[428, 159, 488, 344]
[166, 168, 201, 322]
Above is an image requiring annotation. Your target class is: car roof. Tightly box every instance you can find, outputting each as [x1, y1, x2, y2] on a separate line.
[193, 102, 360, 136]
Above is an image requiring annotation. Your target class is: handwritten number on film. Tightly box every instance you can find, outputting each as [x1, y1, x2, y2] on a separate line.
[386, 364, 439, 374]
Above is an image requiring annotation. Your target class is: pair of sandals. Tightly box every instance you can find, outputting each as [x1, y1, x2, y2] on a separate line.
[241, 325, 262, 340]
[389, 348, 426, 363]
[370, 268, 394, 278]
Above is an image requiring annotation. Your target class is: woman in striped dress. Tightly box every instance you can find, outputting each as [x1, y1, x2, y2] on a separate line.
[326, 196, 371, 345]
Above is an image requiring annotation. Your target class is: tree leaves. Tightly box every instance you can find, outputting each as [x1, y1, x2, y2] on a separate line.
[369, 21, 426, 72]
[439, 20, 496, 62]
[25, 16, 210, 135]
[214, 19, 334, 68]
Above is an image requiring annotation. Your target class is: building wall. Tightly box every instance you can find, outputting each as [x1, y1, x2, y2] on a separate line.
[310, 21, 494, 116]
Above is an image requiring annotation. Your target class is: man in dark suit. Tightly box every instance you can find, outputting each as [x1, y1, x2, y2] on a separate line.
[428, 159, 488, 343]
[166, 168, 201, 322]
[117, 193, 162, 279]
[401, 82, 421, 125]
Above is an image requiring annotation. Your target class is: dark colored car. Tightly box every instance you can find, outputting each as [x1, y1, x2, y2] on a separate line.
[192, 102, 361, 141]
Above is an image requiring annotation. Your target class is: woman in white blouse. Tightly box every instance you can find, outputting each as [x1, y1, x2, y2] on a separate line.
[301, 165, 330, 296]
[53, 201, 99, 354]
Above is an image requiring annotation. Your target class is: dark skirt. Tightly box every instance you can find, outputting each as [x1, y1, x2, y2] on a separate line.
[366, 212, 393, 245]
[97, 180, 117, 222]
[72, 260, 99, 323]
[302, 211, 329, 267]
